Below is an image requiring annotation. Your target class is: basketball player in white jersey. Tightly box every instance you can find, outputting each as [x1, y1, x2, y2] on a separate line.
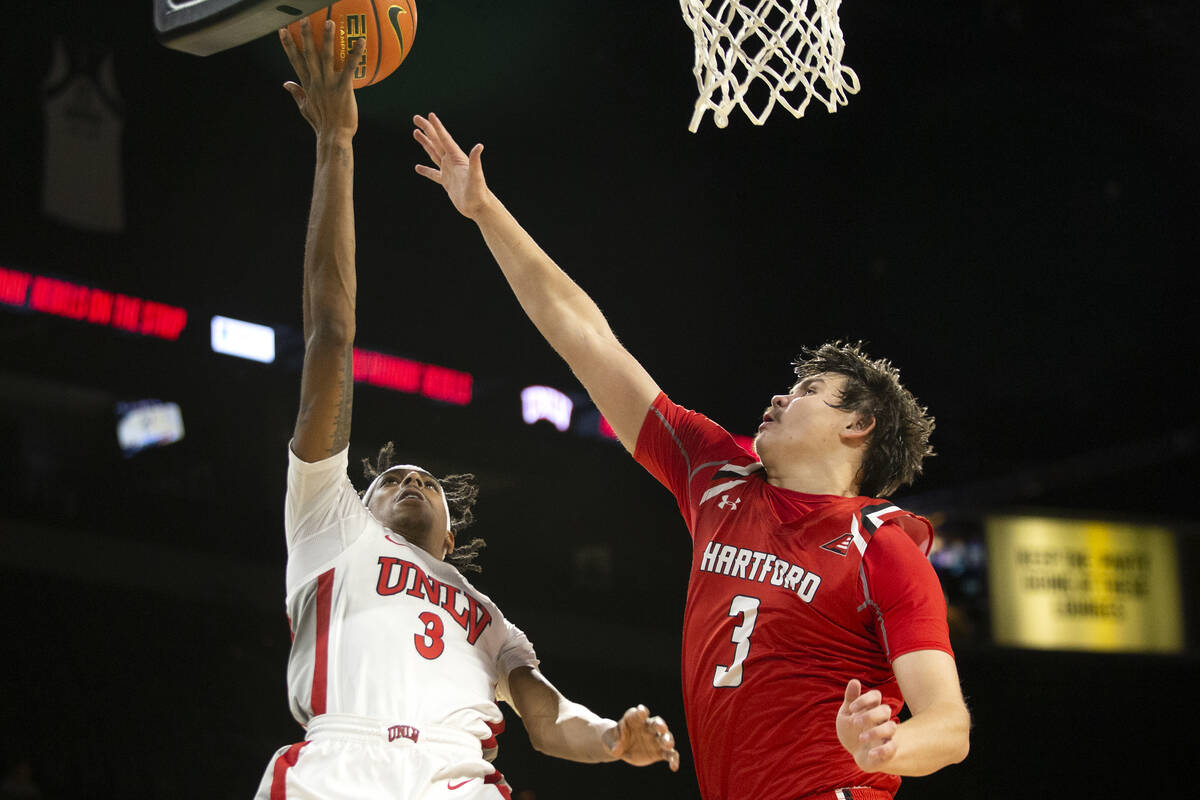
[256, 21, 680, 799]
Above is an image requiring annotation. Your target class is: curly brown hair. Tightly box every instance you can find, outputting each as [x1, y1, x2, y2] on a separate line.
[791, 341, 935, 498]
[361, 442, 486, 574]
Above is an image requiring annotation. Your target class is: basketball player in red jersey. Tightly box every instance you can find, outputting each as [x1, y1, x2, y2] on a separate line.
[259, 23, 679, 799]
[413, 114, 971, 800]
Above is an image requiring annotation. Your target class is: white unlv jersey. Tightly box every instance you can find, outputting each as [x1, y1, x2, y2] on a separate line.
[281, 447, 538, 754]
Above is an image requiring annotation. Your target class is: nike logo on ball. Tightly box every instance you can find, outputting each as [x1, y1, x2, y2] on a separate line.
[388, 5, 409, 54]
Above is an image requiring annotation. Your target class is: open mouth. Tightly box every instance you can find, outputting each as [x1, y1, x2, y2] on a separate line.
[397, 489, 425, 503]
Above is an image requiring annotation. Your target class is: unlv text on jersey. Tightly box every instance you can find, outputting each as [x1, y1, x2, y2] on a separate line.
[375, 556, 494, 644]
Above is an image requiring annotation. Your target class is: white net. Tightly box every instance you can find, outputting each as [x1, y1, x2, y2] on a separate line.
[681, 0, 860, 132]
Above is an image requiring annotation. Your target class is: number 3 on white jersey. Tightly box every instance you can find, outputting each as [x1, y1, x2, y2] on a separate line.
[713, 595, 760, 687]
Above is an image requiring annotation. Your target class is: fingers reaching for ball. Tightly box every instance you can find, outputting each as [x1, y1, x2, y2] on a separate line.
[278, 18, 360, 137]
[281, 0, 417, 90]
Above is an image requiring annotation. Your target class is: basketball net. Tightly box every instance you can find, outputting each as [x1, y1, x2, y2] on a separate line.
[681, 0, 860, 132]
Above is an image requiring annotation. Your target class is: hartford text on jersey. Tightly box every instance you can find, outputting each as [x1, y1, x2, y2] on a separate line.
[699, 540, 823, 602]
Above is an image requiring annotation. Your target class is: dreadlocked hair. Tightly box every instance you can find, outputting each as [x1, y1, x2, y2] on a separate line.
[791, 341, 935, 499]
[361, 442, 486, 574]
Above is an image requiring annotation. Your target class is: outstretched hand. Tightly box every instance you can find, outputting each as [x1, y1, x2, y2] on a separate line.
[413, 113, 491, 219]
[836, 679, 898, 771]
[607, 704, 680, 772]
[278, 19, 362, 139]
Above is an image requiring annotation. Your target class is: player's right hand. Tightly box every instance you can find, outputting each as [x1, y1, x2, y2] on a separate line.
[279, 19, 362, 139]
[608, 704, 681, 772]
[412, 113, 493, 220]
[836, 679, 898, 771]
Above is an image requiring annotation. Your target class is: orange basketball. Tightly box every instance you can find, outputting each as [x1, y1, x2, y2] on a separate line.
[287, 0, 417, 89]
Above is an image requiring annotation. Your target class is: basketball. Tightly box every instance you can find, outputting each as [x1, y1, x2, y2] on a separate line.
[286, 0, 417, 89]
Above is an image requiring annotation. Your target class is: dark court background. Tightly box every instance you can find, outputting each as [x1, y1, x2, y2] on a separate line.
[1, 1, 1197, 798]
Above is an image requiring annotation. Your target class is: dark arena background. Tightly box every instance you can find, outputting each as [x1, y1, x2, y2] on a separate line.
[1, 2, 1197, 798]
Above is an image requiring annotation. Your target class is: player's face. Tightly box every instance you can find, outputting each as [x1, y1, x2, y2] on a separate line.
[367, 468, 454, 559]
[755, 373, 860, 461]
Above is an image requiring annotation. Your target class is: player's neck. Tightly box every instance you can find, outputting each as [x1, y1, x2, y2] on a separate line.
[762, 454, 861, 498]
[385, 524, 446, 562]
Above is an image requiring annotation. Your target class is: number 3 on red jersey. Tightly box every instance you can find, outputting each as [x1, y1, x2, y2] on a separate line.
[713, 595, 760, 687]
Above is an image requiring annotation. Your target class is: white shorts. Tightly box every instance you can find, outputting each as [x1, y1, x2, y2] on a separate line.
[255, 714, 512, 800]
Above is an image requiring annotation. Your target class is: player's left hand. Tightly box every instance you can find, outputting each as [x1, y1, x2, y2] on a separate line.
[836, 678, 898, 771]
[607, 704, 680, 771]
[278, 19, 363, 139]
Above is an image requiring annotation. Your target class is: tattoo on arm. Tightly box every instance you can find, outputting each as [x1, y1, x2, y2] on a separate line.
[330, 343, 354, 455]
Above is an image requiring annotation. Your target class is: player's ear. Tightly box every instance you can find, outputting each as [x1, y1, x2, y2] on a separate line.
[842, 413, 875, 442]
[443, 527, 456, 559]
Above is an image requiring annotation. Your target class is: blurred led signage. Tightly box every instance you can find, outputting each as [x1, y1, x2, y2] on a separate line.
[353, 348, 473, 406]
[0, 266, 30, 305]
[117, 400, 185, 455]
[987, 516, 1183, 653]
[210, 315, 275, 363]
[0, 266, 187, 341]
[521, 385, 573, 431]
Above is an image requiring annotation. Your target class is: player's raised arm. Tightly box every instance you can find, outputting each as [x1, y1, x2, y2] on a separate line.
[280, 21, 365, 463]
[505, 666, 680, 771]
[412, 114, 661, 453]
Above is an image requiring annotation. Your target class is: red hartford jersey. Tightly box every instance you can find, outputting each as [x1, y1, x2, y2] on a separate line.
[635, 394, 951, 800]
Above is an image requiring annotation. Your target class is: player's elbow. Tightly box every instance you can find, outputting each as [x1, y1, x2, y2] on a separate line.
[521, 718, 555, 757]
[307, 317, 355, 349]
[946, 733, 969, 767]
[525, 728, 546, 754]
[907, 701, 971, 774]
[944, 705, 971, 766]
[525, 729, 569, 762]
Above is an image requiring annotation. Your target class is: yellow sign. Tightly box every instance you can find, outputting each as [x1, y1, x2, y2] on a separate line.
[987, 516, 1182, 653]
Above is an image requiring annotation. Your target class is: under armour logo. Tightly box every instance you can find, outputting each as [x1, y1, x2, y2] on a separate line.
[717, 495, 741, 510]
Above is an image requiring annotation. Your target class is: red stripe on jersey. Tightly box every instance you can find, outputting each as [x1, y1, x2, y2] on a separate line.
[481, 717, 505, 749]
[484, 769, 513, 800]
[269, 741, 309, 800]
[312, 568, 335, 715]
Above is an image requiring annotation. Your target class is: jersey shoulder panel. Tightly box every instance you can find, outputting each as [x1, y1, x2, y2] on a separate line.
[637, 394, 752, 488]
[860, 522, 952, 661]
[851, 499, 935, 556]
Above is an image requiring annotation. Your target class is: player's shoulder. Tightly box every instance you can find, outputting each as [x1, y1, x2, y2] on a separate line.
[287, 441, 351, 472]
[286, 443, 357, 501]
[706, 454, 764, 477]
[654, 394, 750, 455]
[437, 561, 505, 613]
[690, 451, 764, 495]
[853, 498, 934, 555]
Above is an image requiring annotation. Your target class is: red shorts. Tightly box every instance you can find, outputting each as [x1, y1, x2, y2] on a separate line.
[796, 788, 893, 800]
